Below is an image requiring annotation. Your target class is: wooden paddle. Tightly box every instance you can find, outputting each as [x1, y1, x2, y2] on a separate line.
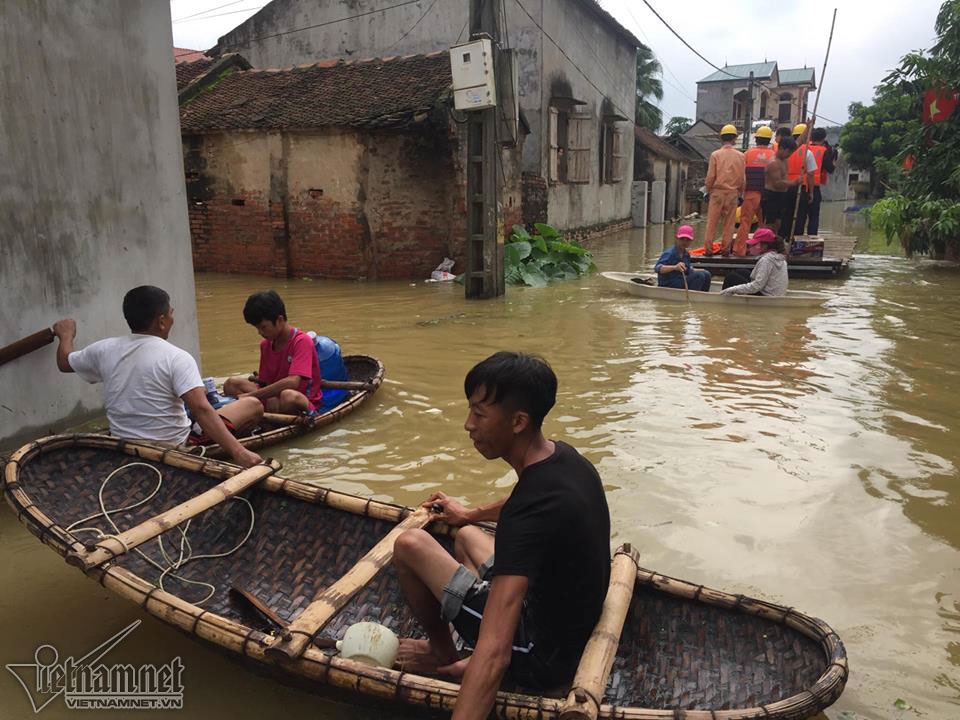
[680, 263, 690, 301]
[321, 379, 376, 392]
[228, 585, 337, 648]
[0, 327, 54, 368]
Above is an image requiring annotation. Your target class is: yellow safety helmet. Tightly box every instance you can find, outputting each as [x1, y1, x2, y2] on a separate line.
[792, 123, 808, 136]
[755, 126, 773, 139]
[720, 124, 738, 136]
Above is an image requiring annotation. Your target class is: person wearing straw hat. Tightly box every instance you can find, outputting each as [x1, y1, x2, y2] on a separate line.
[655, 224, 712, 291]
[703, 123, 745, 256]
[391, 352, 610, 715]
[720, 228, 789, 296]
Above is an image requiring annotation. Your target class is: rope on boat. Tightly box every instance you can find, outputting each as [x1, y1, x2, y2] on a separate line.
[65, 462, 255, 604]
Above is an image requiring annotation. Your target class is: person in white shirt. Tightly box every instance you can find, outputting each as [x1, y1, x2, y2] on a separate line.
[52, 285, 263, 468]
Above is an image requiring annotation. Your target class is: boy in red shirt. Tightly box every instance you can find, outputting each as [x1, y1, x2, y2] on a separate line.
[223, 291, 323, 414]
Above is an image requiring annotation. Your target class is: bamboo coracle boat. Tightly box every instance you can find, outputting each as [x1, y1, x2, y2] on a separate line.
[3, 435, 847, 719]
[194, 354, 384, 458]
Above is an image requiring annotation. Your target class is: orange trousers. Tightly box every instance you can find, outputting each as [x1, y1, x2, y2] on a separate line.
[704, 189, 738, 254]
[733, 191, 763, 256]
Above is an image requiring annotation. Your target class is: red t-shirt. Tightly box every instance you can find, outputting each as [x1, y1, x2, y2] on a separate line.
[258, 328, 322, 411]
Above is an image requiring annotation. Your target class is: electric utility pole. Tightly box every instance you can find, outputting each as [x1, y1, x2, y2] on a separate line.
[464, 0, 503, 298]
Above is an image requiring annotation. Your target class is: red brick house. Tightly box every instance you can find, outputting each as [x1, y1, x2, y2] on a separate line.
[178, 52, 524, 280]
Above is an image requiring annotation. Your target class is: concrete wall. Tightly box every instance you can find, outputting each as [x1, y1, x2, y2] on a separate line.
[184, 117, 526, 280]
[539, 0, 635, 231]
[214, 0, 634, 233]
[696, 79, 810, 131]
[0, 2, 198, 447]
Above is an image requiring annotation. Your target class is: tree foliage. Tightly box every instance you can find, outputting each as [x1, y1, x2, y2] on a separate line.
[868, 0, 960, 258]
[664, 116, 693, 135]
[838, 88, 915, 196]
[635, 44, 664, 132]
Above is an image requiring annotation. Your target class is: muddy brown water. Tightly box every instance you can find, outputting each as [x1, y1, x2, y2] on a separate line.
[2, 203, 958, 719]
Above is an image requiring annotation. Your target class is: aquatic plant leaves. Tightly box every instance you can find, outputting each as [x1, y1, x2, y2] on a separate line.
[504, 224, 595, 287]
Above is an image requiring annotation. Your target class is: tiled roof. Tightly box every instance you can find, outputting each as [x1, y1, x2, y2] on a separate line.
[174, 47, 208, 64]
[635, 126, 692, 163]
[176, 57, 215, 90]
[779, 67, 816, 87]
[698, 62, 777, 84]
[180, 52, 452, 132]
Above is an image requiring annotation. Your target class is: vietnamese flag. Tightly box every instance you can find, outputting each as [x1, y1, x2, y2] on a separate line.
[923, 89, 958, 124]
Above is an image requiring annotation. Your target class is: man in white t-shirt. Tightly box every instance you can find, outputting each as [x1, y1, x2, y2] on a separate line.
[52, 285, 262, 468]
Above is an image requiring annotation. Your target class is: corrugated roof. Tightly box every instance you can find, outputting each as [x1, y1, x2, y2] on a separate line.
[179, 52, 452, 132]
[635, 126, 691, 163]
[669, 134, 721, 161]
[698, 62, 777, 84]
[779, 67, 816, 87]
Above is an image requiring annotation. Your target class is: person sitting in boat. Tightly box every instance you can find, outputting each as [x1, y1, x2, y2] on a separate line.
[720, 228, 789, 297]
[655, 225, 712, 292]
[223, 290, 323, 415]
[52, 286, 263, 468]
[392, 352, 611, 716]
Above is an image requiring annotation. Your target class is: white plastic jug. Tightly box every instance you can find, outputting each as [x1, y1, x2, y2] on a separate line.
[335, 622, 399, 668]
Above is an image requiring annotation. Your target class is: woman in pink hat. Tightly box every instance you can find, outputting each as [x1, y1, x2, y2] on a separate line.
[719, 228, 788, 296]
[654, 225, 712, 292]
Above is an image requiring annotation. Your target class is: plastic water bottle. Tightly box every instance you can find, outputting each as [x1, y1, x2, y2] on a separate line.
[203, 378, 220, 408]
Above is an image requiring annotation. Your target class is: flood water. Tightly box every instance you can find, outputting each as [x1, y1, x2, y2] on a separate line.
[2, 202, 959, 719]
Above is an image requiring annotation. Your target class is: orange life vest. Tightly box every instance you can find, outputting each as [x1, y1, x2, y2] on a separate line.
[809, 144, 828, 185]
[788, 143, 827, 187]
[744, 146, 776, 192]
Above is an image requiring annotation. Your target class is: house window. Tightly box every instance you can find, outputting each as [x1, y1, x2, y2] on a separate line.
[778, 93, 793, 123]
[549, 102, 592, 184]
[732, 89, 750, 126]
[599, 121, 625, 184]
[759, 91, 768, 118]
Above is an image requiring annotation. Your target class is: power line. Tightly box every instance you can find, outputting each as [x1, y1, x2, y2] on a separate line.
[174, 6, 266, 24]
[172, 0, 246, 23]
[217, 0, 425, 51]
[621, 4, 695, 104]
[637, 0, 838, 127]
[386, 0, 440, 50]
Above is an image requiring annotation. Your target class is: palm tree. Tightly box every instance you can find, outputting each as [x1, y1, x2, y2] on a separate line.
[635, 44, 664, 131]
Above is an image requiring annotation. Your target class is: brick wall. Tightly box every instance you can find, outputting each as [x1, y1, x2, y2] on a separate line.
[183, 122, 476, 280]
[521, 172, 548, 228]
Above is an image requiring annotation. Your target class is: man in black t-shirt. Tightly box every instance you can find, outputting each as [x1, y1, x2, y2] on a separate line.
[392, 352, 611, 720]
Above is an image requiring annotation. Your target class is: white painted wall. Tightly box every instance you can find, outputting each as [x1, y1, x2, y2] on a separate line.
[0, 1, 198, 447]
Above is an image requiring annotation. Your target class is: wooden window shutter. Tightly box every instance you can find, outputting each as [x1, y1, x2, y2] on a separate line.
[568, 114, 592, 184]
[611, 127, 625, 183]
[548, 107, 559, 182]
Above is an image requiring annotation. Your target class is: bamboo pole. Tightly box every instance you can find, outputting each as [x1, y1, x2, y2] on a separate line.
[0, 327, 54, 367]
[787, 8, 837, 242]
[64, 459, 281, 570]
[559, 544, 640, 720]
[266, 508, 432, 660]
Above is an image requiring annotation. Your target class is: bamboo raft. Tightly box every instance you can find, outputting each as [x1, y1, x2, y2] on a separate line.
[3, 435, 847, 719]
[194, 354, 384, 458]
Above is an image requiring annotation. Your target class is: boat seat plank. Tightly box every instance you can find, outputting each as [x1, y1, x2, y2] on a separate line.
[64, 459, 281, 571]
[559, 544, 640, 720]
[265, 508, 431, 660]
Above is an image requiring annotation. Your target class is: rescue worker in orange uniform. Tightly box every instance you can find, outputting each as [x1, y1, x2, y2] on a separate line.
[733, 126, 777, 255]
[796, 127, 832, 235]
[703, 124, 745, 256]
[785, 122, 817, 238]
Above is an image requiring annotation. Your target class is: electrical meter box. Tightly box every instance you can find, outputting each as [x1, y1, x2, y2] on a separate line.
[450, 38, 496, 111]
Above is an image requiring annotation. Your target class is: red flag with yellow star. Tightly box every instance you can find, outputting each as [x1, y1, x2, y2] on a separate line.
[923, 89, 958, 124]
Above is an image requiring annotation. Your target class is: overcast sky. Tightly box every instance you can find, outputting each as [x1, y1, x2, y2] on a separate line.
[170, 0, 944, 128]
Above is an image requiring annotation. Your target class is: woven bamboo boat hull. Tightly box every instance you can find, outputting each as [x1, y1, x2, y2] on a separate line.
[196, 354, 384, 458]
[3, 436, 847, 719]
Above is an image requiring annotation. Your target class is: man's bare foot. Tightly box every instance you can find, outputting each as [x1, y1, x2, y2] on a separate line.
[396, 638, 446, 674]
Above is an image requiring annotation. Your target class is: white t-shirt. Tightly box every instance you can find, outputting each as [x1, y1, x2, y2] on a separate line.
[803, 149, 817, 173]
[69, 334, 203, 444]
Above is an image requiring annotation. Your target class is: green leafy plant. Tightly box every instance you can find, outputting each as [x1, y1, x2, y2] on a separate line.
[505, 224, 596, 287]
